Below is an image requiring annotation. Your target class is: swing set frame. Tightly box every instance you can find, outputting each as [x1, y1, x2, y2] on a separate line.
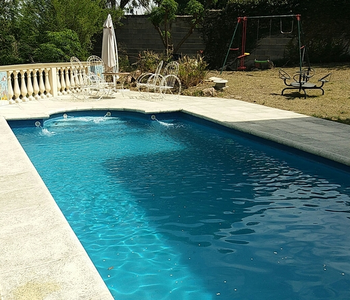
[220, 14, 303, 73]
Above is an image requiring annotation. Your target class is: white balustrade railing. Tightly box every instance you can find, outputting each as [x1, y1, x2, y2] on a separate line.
[0, 62, 87, 104]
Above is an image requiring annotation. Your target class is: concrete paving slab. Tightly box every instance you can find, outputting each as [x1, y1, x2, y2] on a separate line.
[0, 91, 349, 299]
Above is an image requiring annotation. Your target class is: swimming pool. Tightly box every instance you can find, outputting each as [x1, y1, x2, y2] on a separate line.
[10, 111, 350, 299]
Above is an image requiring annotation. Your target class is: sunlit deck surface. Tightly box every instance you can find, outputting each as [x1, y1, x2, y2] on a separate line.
[1, 91, 349, 299]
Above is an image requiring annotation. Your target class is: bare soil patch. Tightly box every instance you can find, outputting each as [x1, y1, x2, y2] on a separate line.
[184, 64, 350, 125]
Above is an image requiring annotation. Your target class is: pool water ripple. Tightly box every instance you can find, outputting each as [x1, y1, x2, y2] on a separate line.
[11, 113, 350, 300]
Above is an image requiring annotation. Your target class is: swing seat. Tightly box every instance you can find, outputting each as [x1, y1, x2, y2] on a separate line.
[254, 59, 274, 69]
[279, 69, 331, 98]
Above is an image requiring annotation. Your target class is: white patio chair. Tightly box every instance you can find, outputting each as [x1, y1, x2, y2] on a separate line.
[86, 55, 114, 99]
[136, 60, 164, 93]
[159, 61, 181, 99]
[163, 61, 179, 77]
[70, 56, 89, 100]
[159, 73, 182, 100]
[135, 61, 181, 100]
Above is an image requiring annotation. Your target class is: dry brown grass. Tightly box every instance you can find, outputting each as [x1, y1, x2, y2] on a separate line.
[184, 64, 350, 125]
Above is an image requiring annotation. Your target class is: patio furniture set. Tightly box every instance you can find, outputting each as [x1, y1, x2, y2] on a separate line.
[70, 56, 181, 101]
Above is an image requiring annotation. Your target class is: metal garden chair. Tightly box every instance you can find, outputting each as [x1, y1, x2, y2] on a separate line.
[136, 61, 181, 100]
[136, 60, 164, 93]
[70, 56, 89, 100]
[86, 55, 114, 99]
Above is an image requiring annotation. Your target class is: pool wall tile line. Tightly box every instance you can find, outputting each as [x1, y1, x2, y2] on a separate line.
[0, 91, 350, 298]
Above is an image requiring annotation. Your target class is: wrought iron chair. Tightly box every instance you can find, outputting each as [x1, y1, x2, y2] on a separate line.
[136, 61, 181, 100]
[70, 56, 89, 100]
[136, 60, 164, 93]
[86, 55, 114, 99]
[159, 61, 181, 99]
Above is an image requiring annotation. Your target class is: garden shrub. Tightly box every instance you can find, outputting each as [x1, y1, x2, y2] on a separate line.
[134, 50, 164, 73]
[178, 55, 208, 89]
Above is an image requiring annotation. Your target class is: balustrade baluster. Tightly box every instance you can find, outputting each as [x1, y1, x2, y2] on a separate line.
[65, 67, 71, 93]
[13, 70, 21, 103]
[27, 70, 34, 101]
[20, 70, 29, 102]
[33, 69, 40, 100]
[39, 69, 46, 98]
[45, 68, 52, 97]
[80, 67, 86, 90]
[57, 68, 62, 95]
[70, 67, 76, 92]
[60, 68, 66, 94]
[7, 71, 14, 104]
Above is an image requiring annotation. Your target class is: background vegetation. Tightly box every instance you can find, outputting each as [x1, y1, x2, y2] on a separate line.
[1, 0, 349, 68]
[0, 0, 123, 64]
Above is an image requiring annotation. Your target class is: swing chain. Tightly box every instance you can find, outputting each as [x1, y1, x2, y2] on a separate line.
[280, 18, 294, 34]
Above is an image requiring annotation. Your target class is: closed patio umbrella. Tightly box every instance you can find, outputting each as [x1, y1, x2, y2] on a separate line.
[101, 14, 119, 73]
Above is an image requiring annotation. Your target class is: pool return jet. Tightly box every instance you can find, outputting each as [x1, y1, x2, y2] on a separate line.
[221, 14, 331, 97]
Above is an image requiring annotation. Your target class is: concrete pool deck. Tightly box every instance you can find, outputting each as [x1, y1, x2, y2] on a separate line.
[0, 91, 349, 299]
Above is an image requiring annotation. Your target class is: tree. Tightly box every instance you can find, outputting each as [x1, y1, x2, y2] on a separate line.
[173, 0, 205, 54]
[33, 30, 84, 62]
[149, 0, 178, 55]
[149, 0, 218, 56]
[0, 0, 21, 64]
[14, 0, 57, 63]
[51, 0, 106, 57]
[0, 0, 124, 64]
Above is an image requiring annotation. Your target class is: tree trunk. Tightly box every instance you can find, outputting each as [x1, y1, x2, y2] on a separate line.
[154, 25, 167, 48]
[173, 20, 199, 54]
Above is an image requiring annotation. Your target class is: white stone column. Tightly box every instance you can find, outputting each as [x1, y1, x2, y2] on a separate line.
[65, 67, 71, 93]
[50, 67, 58, 97]
[57, 68, 62, 96]
[7, 71, 15, 104]
[39, 68, 46, 98]
[60, 68, 66, 94]
[13, 70, 21, 103]
[70, 66, 76, 92]
[27, 69, 35, 101]
[45, 68, 52, 97]
[20, 70, 29, 102]
[33, 69, 40, 100]
[80, 67, 86, 90]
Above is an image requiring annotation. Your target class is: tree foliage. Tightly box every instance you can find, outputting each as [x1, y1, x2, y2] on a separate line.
[1, 0, 349, 66]
[50, 0, 107, 57]
[33, 30, 84, 62]
[0, 0, 123, 65]
[0, 0, 21, 64]
[149, 0, 178, 55]
[149, 0, 218, 56]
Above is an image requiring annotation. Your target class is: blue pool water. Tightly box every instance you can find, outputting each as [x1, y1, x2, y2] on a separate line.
[11, 111, 350, 300]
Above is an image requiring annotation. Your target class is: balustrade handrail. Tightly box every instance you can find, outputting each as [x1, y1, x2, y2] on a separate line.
[0, 61, 88, 104]
[0, 62, 73, 72]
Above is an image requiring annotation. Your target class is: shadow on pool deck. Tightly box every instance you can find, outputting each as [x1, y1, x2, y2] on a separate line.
[0, 91, 349, 299]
